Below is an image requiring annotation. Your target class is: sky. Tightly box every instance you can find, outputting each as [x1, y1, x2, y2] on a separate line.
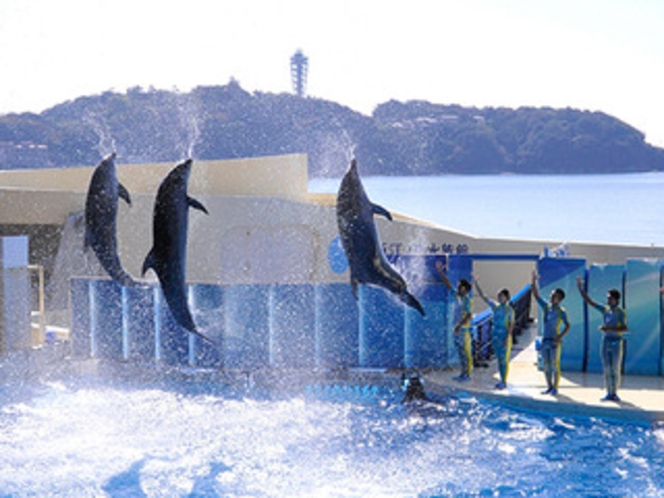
[1, 0, 663, 147]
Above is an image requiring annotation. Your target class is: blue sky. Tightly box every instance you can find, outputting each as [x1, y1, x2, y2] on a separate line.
[1, 0, 663, 147]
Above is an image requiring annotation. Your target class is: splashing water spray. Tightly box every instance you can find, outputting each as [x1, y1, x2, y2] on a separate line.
[186, 115, 201, 160]
[175, 93, 201, 160]
[84, 110, 116, 158]
[314, 117, 357, 178]
[399, 231, 430, 295]
[336, 120, 356, 165]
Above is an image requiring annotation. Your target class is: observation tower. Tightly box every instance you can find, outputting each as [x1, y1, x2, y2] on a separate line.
[290, 49, 308, 97]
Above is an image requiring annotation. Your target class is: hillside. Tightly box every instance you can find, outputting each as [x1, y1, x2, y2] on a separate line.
[0, 81, 662, 177]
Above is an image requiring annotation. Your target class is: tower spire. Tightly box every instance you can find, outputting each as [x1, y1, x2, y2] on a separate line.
[290, 50, 308, 98]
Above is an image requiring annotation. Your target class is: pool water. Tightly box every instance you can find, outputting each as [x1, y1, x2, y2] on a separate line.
[0, 377, 662, 497]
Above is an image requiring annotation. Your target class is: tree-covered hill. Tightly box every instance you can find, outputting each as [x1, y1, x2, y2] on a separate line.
[1, 81, 662, 177]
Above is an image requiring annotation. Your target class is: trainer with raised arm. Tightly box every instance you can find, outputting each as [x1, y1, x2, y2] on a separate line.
[576, 276, 627, 402]
[531, 270, 570, 396]
[474, 274, 515, 390]
[436, 260, 473, 382]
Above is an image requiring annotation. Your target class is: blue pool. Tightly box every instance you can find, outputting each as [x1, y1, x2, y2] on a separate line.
[0, 374, 662, 497]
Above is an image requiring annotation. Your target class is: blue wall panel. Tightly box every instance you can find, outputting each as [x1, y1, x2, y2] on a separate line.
[122, 285, 156, 362]
[359, 285, 404, 368]
[270, 284, 316, 368]
[67, 251, 664, 376]
[154, 287, 189, 366]
[536, 257, 587, 372]
[624, 259, 661, 376]
[223, 285, 270, 370]
[1, 236, 30, 351]
[404, 283, 447, 369]
[585, 264, 625, 374]
[189, 284, 224, 368]
[70, 278, 92, 358]
[444, 255, 473, 367]
[392, 254, 448, 369]
[92, 279, 124, 360]
[314, 283, 359, 368]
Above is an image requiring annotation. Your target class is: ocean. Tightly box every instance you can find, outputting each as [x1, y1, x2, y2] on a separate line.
[310, 172, 664, 247]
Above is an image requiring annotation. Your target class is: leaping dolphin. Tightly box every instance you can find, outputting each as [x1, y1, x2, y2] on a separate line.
[336, 159, 425, 316]
[84, 152, 136, 286]
[142, 159, 212, 343]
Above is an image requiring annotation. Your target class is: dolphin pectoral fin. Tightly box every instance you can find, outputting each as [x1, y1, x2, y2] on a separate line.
[351, 278, 359, 300]
[402, 291, 426, 316]
[371, 203, 393, 221]
[141, 250, 155, 277]
[188, 196, 208, 215]
[118, 183, 132, 205]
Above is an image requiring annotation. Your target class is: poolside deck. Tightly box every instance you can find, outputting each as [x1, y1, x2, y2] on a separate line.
[424, 326, 664, 425]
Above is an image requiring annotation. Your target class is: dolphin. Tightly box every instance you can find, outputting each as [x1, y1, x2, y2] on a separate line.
[84, 152, 136, 286]
[336, 159, 425, 316]
[402, 372, 429, 403]
[141, 159, 212, 343]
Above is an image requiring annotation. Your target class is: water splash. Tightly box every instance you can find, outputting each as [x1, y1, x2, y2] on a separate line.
[335, 119, 356, 164]
[0, 381, 662, 496]
[395, 231, 432, 295]
[174, 92, 201, 160]
[314, 118, 357, 178]
[84, 110, 116, 159]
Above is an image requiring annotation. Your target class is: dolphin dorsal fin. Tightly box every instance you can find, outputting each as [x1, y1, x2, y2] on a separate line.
[188, 196, 209, 214]
[118, 183, 131, 205]
[371, 203, 393, 221]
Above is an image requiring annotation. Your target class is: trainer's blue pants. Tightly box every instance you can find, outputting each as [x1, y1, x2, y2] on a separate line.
[454, 330, 472, 376]
[602, 337, 623, 396]
[541, 339, 561, 390]
[492, 330, 512, 384]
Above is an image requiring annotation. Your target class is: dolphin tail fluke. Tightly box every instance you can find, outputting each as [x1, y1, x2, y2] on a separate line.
[178, 311, 217, 347]
[351, 278, 359, 300]
[115, 270, 138, 288]
[401, 291, 426, 316]
[91, 243, 137, 288]
[191, 329, 217, 347]
[101, 261, 138, 287]
[162, 293, 215, 346]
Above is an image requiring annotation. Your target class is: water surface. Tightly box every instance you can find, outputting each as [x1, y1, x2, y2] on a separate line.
[311, 173, 664, 246]
[1, 379, 662, 496]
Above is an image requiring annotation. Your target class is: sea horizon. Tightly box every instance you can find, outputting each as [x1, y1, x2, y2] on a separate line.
[310, 171, 664, 247]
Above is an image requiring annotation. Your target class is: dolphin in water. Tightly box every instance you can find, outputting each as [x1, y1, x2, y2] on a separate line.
[402, 372, 429, 403]
[336, 159, 425, 316]
[142, 159, 212, 343]
[84, 152, 136, 286]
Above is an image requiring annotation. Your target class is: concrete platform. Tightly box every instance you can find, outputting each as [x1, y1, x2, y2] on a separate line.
[424, 326, 664, 425]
